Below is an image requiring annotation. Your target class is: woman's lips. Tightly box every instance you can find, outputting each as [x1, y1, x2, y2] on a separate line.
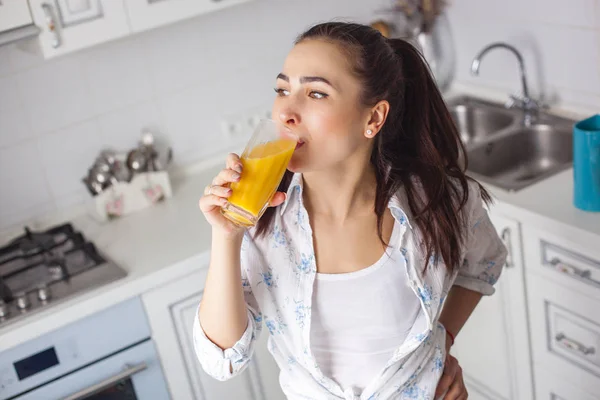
[295, 141, 305, 150]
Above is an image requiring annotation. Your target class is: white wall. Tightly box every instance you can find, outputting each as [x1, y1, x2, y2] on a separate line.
[0, 0, 386, 232]
[447, 0, 600, 109]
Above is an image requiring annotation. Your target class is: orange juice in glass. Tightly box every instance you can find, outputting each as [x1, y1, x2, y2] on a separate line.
[221, 119, 297, 227]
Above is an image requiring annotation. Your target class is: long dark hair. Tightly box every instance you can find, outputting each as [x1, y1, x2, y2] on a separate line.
[256, 22, 491, 273]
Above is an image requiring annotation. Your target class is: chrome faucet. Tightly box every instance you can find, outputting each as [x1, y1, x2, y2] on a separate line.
[471, 42, 541, 126]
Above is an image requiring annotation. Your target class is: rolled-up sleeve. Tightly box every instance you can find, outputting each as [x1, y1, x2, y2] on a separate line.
[193, 263, 263, 381]
[454, 188, 508, 296]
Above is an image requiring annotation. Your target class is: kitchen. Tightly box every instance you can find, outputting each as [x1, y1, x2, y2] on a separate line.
[1, 0, 600, 399]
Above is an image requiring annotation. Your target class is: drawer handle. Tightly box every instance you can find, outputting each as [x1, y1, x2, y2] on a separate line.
[555, 332, 596, 356]
[501, 227, 513, 268]
[549, 257, 597, 284]
[41, 3, 61, 48]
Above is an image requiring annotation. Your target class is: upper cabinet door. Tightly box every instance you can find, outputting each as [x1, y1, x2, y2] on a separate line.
[0, 0, 34, 31]
[28, 0, 130, 58]
[124, 0, 251, 33]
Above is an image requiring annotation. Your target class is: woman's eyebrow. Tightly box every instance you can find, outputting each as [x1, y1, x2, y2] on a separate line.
[276, 73, 336, 89]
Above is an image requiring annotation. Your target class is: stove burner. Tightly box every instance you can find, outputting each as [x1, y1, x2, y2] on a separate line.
[0, 223, 126, 326]
[11, 227, 57, 255]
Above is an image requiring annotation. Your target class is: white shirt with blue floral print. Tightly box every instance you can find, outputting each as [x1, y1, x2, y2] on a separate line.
[194, 173, 507, 400]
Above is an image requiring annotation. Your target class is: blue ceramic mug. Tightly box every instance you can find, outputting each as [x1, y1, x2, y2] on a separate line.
[574, 114, 600, 212]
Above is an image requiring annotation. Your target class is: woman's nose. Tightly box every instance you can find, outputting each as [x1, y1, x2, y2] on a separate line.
[278, 107, 301, 127]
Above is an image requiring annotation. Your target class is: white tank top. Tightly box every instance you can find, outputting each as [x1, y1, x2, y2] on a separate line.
[310, 221, 422, 394]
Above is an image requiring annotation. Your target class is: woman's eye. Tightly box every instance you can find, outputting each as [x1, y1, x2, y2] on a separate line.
[309, 91, 328, 100]
[274, 88, 289, 96]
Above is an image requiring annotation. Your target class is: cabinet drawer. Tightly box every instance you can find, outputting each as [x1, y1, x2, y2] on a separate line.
[546, 302, 600, 369]
[535, 366, 598, 400]
[527, 272, 600, 393]
[522, 225, 600, 302]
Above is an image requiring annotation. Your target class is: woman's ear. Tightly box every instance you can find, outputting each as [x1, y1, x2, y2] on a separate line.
[364, 100, 389, 138]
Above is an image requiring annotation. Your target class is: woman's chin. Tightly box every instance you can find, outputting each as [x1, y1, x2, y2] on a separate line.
[287, 155, 305, 173]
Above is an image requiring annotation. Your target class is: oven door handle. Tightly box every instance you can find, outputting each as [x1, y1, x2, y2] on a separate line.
[63, 362, 148, 400]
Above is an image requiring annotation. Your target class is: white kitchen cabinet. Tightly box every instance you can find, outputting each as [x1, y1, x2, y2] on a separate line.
[451, 210, 534, 400]
[535, 366, 598, 400]
[0, 0, 34, 31]
[28, 0, 130, 58]
[522, 224, 600, 396]
[124, 0, 252, 33]
[142, 253, 285, 400]
[0, 0, 39, 46]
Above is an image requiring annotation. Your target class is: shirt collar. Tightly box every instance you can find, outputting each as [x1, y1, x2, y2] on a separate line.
[279, 173, 413, 230]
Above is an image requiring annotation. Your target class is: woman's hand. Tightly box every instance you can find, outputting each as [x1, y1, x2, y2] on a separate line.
[199, 153, 286, 237]
[434, 340, 468, 400]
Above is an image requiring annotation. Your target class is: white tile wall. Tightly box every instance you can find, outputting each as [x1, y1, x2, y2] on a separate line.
[448, 0, 600, 108]
[17, 55, 95, 134]
[83, 37, 153, 115]
[96, 100, 164, 153]
[37, 120, 104, 202]
[0, 142, 53, 228]
[0, 0, 386, 232]
[0, 46, 12, 77]
[0, 76, 33, 147]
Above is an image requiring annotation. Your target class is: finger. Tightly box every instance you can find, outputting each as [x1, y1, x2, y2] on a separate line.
[443, 378, 465, 400]
[435, 360, 457, 398]
[268, 192, 286, 207]
[206, 185, 232, 198]
[212, 169, 241, 186]
[226, 153, 243, 173]
[435, 373, 454, 399]
[443, 367, 465, 400]
[199, 194, 228, 212]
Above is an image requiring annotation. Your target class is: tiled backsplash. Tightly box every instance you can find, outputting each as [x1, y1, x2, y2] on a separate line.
[1, 0, 598, 233]
[0, 0, 385, 232]
[448, 0, 600, 109]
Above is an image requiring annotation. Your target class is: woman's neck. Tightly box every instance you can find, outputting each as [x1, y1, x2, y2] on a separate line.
[302, 161, 377, 223]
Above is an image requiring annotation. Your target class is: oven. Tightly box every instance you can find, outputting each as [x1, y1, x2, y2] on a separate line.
[0, 297, 170, 400]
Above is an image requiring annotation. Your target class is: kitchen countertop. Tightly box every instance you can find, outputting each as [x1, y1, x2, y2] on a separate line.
[0, 162, 222, 351]
[2, 96, 600, 351]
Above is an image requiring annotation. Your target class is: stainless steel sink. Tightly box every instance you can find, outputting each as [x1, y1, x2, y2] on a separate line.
[450, 98, 515, 145]
[467, 124, 573, 191]
[446, 96, 576, 191]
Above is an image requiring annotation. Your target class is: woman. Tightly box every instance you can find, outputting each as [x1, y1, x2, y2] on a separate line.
[195, 22, 507, 400]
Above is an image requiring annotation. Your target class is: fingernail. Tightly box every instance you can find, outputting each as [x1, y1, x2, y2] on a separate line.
[232, 172, 241, 181]
[226, 188, 233, 195]
[234, 164, 243, 173]
[221, 198, 228, 206]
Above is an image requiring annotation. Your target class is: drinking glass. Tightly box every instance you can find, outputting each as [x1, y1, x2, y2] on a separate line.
[221, 119, 297, 227]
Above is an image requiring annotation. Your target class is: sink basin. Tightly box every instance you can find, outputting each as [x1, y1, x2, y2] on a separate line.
[467, 124, 573, 191]
[450, 104, 514, 145]
[445, 95, 576, 191]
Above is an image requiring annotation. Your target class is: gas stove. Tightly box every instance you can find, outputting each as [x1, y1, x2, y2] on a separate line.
[0, 223, 126, 326]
